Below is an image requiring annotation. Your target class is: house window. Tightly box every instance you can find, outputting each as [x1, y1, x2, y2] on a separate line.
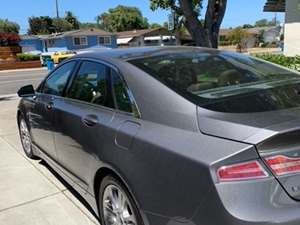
[73, 36, 88, 46]
[47, 39, 55, 47]
[98, 36, 111, 45]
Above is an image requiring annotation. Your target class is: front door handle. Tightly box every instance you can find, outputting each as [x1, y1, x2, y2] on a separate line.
[82, 114, 98, 127]
[46, 102, 54, 110]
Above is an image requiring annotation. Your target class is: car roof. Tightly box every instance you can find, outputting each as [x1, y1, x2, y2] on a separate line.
[72, 46, 222, 61]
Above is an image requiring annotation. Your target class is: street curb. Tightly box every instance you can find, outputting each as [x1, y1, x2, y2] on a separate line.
[0, 67, 47, 74]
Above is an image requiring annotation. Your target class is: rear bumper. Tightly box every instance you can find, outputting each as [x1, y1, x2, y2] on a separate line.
[146, 177, 300, 225]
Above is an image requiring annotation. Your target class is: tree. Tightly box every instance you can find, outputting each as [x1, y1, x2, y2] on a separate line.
[64, 11, 80, 30]
[97, 5, 149, 32]
[0, 19, 20, 33]
[52, 18, 73, 32]
[242, 24, 254, 29]
[150, 0, 227, 48]
[227, 27, 250, 52]
[28, 16, 54, 34]
[79, 22, 101, 30]
[150, 23, 162, 29]
[255, 19, 269, 27]
[0, 32, 21, 46]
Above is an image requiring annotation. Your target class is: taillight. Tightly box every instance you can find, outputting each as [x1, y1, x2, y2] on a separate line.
[217, 160, 269, 182]
[265, 155, 300, 176]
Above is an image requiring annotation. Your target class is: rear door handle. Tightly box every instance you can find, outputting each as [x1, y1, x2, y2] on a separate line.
[82, 114, 98, 127]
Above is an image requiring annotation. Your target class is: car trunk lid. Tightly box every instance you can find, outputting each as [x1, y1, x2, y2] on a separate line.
[198, 106, 300, 200]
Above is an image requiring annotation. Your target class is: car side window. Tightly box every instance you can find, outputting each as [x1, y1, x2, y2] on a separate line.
[42, 61, 76, 96]
[67, 61, 114, 108]
[111, 70, 133, 113]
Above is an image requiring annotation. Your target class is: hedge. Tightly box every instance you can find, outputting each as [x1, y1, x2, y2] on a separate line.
[16, 53, 40, 61]
[254, 54, 300, 72]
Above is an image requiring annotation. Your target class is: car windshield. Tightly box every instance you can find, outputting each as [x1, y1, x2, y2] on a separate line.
[129, 51, 300, 113]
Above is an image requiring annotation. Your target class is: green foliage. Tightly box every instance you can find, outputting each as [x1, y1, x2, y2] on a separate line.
[79, 22, 101, 30]
[28, 12, 79, 35]
[52, 18, 73, 32]
[255, 54, 300, 72]
[254, 18, 278, 27]
[16, 53, 40, 61]
[242, 24, 254, 29]
[97, 5, 149, 32]
[0, 19, 20, 33]
[150, 23, 162, 29]
[28, 16, 54, 34]
[64, 11, 80, 30]
[227, 27, 250, 45]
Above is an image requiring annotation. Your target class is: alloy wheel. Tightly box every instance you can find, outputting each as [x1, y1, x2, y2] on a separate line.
[20, 119, 32, 155]
[102, 184, 138, 225]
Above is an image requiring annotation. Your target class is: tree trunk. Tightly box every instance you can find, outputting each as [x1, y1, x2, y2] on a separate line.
[179, 0, 227, 48]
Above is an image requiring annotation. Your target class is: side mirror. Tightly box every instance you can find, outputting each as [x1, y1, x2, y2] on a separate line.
[17, 85, 35, 97]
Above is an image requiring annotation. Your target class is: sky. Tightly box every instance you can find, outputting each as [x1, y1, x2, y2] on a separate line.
[1, 0, 285, 34]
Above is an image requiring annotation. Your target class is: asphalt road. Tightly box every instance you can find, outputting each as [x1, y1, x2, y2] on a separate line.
[0, 68, 48, 96]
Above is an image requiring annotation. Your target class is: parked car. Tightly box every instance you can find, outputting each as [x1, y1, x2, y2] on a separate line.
[17, 47, 300, 225]
[51, 51, 76, 64]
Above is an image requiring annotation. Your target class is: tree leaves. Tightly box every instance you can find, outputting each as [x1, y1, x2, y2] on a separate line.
[97, 5, 149, 32]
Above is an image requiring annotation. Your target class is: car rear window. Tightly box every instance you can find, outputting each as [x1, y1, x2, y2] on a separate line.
[129, 51, 300, 113]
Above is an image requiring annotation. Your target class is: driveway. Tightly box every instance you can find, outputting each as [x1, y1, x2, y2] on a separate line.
[0, 96, 100, 225]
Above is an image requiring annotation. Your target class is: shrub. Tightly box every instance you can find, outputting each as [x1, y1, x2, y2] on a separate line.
[0, 32, 20, 46]
[16, 53, 40, 61]
[254, 54, 300, 72]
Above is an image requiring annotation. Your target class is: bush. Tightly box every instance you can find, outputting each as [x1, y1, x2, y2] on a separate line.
[254, 54, 300, 72]
[16, 53, 40, 61]
[0, 32, 20, 46]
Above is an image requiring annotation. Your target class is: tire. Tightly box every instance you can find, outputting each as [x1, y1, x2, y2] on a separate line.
[99, 175, 143, 225]
[18, 116, 35, 159]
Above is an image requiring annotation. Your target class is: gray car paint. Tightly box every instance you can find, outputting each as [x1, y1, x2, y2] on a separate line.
[17, 47, 300, 225]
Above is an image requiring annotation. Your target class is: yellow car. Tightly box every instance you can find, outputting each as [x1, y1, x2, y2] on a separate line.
[51, 51, 76, 64]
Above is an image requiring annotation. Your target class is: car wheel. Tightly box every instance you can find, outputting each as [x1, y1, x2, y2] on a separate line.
[99, 175, 143, 225]
[18, 117, 35, 159]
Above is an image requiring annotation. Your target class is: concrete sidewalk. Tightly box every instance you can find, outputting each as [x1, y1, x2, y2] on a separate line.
[0, 97, 100, 225]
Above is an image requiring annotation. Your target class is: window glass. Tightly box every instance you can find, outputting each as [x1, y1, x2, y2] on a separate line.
[111, 70, 132, 113]
[43, 61, 76, 96]
[67, 61, 113, 108]
[73, 37, 87, 46]
[129, 51, 300, 113]
[98, 36, 111, 45]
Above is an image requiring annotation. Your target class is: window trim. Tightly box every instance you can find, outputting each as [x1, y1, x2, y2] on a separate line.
[64, 57, 141, 118]
[98, 36, 112, 45]
[38, 60, 79, 97]
[73, 36, 88, 46]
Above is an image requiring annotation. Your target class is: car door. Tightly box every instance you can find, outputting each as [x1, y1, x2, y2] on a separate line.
[30, 61, 77, 161]
[53, 60, 116, 189]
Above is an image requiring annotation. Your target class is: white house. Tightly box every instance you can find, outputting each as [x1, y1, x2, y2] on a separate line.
[264, 0, 300, 56]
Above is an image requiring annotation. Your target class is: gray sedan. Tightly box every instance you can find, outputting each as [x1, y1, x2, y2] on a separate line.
[17, 47, 300, 225]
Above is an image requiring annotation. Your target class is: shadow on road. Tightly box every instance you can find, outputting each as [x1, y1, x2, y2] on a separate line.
[0, 96, 15, 102]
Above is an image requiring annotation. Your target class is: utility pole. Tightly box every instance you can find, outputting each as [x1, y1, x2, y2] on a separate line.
[55, 0, 59, 18]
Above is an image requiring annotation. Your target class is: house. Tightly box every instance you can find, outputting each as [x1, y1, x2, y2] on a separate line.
[219, 26, 281, 48]
[116, 28, 176, 47]
[20, 29, 117, 53]
[264, 0, 300, 56]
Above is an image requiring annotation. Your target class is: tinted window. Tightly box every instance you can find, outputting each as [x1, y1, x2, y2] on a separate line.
[111, 70, 132, 113]
[129, 51, 300, 113]
[67, 61, 114, 108]
[43, 61, 76, 96]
